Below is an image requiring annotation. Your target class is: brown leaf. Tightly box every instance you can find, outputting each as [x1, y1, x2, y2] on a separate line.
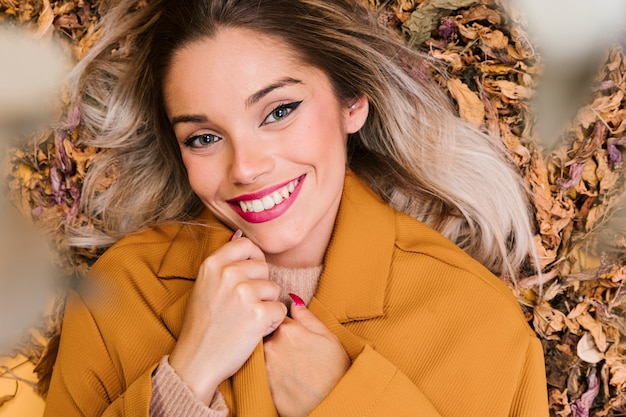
[595, 149, 619, 194]
[447, 78, 485, 128]
[604, 344, 626, 387]
[489, 79, 534, 101]
[575, 312, 607, 352]
[430, 50, 464, 72]
[403, 0, 480, 46]
[592, 90, 624, 115]
[457, 4, 501, 25]
[533, 302, 568, 339]
[34, 0, 54, 37]
[481, 29, 508, 50]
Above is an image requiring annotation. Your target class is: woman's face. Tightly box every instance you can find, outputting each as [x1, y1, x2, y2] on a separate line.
[163, 27, 368, 267]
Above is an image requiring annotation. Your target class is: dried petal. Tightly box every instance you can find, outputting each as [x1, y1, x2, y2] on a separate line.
[577, 332, 604, 364]
[571, 372, 600, 417]
[607, 137, 626, 169]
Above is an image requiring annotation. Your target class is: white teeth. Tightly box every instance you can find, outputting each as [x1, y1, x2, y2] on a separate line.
[271, 191, 282, 205]
[252, 200, 264, 212]
[236, 178, 300, 214]
[261, 195, 275, 210]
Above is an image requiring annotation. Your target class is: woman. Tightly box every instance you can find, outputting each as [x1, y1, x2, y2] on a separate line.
[45, 0, 549, 416]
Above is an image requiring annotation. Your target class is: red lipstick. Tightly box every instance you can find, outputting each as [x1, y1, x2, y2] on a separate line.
[228, 174, 306, 223]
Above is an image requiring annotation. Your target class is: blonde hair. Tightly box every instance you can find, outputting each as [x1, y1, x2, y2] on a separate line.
[69, 0, 535, 280]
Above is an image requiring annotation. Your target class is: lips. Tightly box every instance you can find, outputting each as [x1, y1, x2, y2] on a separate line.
[228, 174, 306, 223]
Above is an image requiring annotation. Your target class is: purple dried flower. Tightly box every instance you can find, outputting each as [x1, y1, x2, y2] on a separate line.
[557, 162, 585, 190]
[67, 183, 81, 224]
[438, 17, 457, 39]
[50, 166, 65, 205]
[571, 372, 599, 417]
[54, 130, 73, 175]
[607, 136, 626, 169]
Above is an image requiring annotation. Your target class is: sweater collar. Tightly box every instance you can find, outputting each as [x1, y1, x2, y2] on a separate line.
[158, 170, 395, 324]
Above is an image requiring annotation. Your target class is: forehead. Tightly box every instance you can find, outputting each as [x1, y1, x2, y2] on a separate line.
[163, 28, 311, 108]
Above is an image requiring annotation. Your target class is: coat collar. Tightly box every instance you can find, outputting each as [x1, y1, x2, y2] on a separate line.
[313, 170, 395, 323]
[156, 213, 232, 280]
[160, 170, 395, 335]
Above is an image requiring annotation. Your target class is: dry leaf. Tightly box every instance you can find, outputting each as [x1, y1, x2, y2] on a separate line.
[592, 90, 624, 115]
[447, 78, 485, 128]
[403, 0, 479, 46]
[575, 312, 607, 352]
[577, 332, 604, 364]
[489, 79, 534, 100]
[34, 0, 54, 37]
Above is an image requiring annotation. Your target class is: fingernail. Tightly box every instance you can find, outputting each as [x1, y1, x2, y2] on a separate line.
[288, 293, 305, 307]
[229, 229, 243, 241]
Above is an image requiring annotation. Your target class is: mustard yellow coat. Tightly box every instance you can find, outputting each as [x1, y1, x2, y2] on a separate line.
[45, 172, 549, 416]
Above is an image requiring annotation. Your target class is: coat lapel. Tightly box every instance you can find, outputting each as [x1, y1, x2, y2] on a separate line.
[308, 297, 371, 361]
[230, 342, 278, 416]
[313, 171, 396, 324]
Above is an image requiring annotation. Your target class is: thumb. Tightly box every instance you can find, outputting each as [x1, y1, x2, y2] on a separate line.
[288, 293, 328, 334]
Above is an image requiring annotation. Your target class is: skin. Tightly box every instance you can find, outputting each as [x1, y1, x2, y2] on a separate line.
[162, 27, 369, 416]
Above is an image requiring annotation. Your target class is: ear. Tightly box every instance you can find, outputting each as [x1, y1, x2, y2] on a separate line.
[343, 95, 369, 134]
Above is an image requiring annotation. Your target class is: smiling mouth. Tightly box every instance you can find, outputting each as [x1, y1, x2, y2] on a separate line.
[235, 177, 300, 213]
[227, 174, 306, 223]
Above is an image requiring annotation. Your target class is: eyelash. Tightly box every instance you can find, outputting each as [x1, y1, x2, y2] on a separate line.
[262, 100, 303, 125]
[182, 100, 303, 148]
[183, 133, 221, 148]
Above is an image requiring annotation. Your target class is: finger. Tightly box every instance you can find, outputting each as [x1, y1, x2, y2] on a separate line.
[198, 250, 268, 285]
[233, 278, 281, 303]
[288, 299, 329, 335]
[216, 236, 267, 263]
[220, 259, 269, 282]
[261, 301, 288, 337]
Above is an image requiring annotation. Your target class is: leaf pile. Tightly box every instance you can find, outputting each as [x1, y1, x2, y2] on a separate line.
[2, 0, 626, 415]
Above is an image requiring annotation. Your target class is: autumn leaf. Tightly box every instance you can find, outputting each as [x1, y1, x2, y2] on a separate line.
[402, 0, 479, 46]
[447, 78, 485, 128]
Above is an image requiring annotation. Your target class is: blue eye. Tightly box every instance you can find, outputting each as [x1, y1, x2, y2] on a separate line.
[263, 101, 303, 125]
[183, 133, 222, 148]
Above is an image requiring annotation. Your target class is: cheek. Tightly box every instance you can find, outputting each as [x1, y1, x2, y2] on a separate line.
[181, 155, 223, 200]
[296, 113, 347, 160]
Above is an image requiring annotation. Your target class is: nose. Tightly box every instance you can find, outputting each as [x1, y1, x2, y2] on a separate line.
[228, 138, 274, 185]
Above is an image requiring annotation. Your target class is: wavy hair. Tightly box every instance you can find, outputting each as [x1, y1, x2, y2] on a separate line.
[68, 0, 536, 280]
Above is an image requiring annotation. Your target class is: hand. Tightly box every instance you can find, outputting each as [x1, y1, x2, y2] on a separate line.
[169, 234, 287, 405]
[264, 298, 350, 417]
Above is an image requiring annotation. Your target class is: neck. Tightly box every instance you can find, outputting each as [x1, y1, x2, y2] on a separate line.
[264, 230, 329, 268]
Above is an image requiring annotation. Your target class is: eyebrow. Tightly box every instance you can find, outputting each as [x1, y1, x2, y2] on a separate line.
[171, 114, 208, 126]
[170, 77, 303, 126]
[245, 77, 302, 108]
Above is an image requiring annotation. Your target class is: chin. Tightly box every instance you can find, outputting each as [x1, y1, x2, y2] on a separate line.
[256, 234, 301, 257]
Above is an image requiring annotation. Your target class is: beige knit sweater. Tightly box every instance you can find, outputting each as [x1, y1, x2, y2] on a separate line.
[150, 264, 323, 417]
